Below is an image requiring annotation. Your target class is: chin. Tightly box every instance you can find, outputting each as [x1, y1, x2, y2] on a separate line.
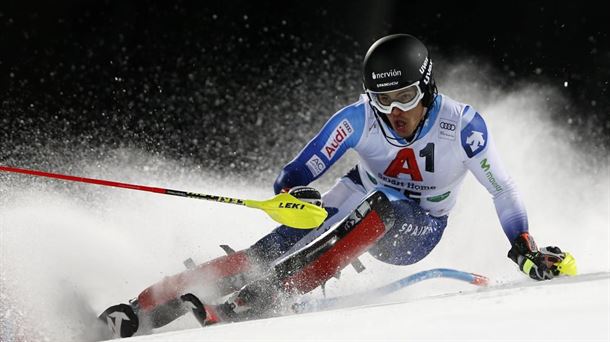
[392, 127, 411, 138]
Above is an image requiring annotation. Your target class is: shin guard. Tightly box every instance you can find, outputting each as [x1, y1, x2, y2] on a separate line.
[277, 190, 394, 294]
[137, 250, 254, 312]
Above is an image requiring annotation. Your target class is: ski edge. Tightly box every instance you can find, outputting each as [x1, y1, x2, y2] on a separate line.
[292, 268, 488, 313]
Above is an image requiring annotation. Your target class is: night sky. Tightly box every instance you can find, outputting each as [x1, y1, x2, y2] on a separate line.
[1, 1, 608, 177]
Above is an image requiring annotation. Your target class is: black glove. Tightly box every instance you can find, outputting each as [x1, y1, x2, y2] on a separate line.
[284, 186, 324, 207]
[507, 232, 568, 281]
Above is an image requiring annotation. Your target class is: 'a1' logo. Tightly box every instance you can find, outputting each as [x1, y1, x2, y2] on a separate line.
[384, 148, 423, 181]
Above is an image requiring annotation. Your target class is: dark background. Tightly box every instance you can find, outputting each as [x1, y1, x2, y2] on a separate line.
[1, 0, 608, 178]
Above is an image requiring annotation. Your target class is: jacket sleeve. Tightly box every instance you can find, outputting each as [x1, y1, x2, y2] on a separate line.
[460, 109, 529, 243]
[273, 100, 367, 193]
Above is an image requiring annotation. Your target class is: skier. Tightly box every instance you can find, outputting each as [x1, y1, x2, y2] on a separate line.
[99, 34, 574, 338]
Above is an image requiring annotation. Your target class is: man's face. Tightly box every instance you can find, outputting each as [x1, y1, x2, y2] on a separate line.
[386, 101, 426, 139]
[368, 84, 426, 138]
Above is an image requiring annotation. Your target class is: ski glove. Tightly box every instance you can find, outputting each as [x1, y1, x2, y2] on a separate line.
[507, 232, 574, 281]
[282, 186, 324, 208]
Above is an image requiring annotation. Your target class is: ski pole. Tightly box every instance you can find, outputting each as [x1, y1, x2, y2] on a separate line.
[0, 165, 327, 229]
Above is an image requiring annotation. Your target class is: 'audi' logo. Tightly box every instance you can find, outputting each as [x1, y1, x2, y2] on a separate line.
[440, 121, 456, 131]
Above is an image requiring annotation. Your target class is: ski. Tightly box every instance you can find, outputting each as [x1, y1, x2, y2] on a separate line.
[292, 268, 489, 313]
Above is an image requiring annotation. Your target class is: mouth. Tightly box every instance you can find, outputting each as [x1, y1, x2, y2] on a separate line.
[393, 119, 407, 131]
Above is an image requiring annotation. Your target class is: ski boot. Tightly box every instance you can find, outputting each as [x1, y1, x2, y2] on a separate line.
[181, 278, 281, 328]
[98, 302, 140, 338]
[99, 295, 198, 338]
[180, 291, 252, 327]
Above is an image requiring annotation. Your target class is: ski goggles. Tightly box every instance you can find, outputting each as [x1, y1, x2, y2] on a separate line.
[366, 81, 424, 114]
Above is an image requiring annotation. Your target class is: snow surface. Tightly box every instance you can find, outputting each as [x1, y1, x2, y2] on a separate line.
[2, 66, 609, 341]
[130, 273, 610, 342]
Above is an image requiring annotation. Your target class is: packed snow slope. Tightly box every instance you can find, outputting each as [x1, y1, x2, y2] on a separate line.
[129, 273, 610, 342]
[1, 67, 609, 341]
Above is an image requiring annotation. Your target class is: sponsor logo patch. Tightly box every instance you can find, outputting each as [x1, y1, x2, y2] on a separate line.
[466, 131, 485, 152]
[321, 119, 353, 160]
[460, 112, 488, 158]
[376, 172, 437, 191]
[372, 69, 402, 80]
[376, 81, 399, 88]
[480, 158, 491, 172]
[306, 155, 326, 177]
[278, 202, 306, 209]
[427, 191, 451, 202]
[419, 57, 429, 75]
[419, 57, 433, 84]
[397, 222, 435, 236]
[480, 158, 502, 192]
[439, 119, 457, 140]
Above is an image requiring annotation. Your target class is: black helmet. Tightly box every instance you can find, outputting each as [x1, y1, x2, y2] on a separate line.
[362, 34, 436, 109]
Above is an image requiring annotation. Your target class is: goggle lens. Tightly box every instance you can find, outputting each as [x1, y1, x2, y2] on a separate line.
[367, 82, 423, 114]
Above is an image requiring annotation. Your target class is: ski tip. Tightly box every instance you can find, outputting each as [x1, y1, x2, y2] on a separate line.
[471, 273, 490, 286]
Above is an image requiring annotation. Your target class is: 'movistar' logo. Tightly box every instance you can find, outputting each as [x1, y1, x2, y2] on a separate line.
[322, 119, 353, 160]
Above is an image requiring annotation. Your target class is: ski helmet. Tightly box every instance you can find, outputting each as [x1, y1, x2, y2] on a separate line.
[362, 34, 436, 112]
